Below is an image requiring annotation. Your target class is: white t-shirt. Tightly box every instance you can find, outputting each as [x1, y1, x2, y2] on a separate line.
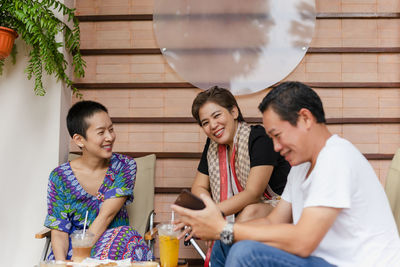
[282, 135, 400, 267]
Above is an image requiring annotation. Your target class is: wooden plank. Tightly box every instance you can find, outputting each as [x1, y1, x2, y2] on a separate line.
[77, 14, 153, 21]
[73, 82, 400, 89]
[112, 117, 196, 123]
[35, 228, 51, 239]
[111, 117, 400, 124]
[308, 82, 400, 88]
[70, 151, 393, 160]
[73, 82, 193, 89]
[327, 118, 400, 124]
[76, 13, 400, 22]
[80, 47, 400, 56]
[124, 152, 202, 159]
[186, 259, 203, 266]
[80, 48, 161, 55]
[155, 187, 189, 194]
[70, 151, 201, 158]
[308, 47, 400, 53]
[365, 154, 394, 160]
[316, 12, 400, 19]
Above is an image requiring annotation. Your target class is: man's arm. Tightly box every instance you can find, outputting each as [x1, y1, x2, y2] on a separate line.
[234, 205, 341, 257]
[241, 199, 293, 225]
[172, 194, 341, 258]
[172, 194, 292, 242]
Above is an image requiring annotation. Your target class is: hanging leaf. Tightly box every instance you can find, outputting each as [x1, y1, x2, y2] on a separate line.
[0, 0, 85, 96]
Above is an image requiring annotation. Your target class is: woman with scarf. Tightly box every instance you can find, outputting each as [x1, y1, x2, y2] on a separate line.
[187, 86, 290, 264]
[191, 86, 290, 224]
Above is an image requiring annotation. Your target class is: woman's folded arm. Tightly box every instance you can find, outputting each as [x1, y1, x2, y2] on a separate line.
[89, 196, 127, 244]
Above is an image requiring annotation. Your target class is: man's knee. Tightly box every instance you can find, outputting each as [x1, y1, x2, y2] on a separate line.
[226, 241, 285, 267]
[227, 240, 259, 262]
[210, 240, 232, 267]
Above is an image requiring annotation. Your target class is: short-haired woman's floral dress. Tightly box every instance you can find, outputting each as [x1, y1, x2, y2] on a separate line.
[44, 153, 153, 261]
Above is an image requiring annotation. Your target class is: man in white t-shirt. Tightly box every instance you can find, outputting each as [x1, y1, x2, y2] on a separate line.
[172, 81, 400, 266]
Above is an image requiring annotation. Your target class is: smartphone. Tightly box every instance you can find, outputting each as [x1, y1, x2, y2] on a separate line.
[174, 189, 206, 210]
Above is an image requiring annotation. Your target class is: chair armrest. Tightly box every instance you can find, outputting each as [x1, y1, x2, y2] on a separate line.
[144, 227, 158, 241]
[35, 228, 51, 239]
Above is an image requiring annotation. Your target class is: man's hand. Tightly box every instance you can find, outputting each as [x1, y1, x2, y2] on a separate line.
[172, 194, 226, 241]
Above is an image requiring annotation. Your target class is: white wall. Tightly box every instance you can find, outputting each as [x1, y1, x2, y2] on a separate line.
[0, 37, 70, 266]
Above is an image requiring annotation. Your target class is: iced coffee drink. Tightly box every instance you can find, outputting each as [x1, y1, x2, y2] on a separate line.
[70, 230, 95, 262]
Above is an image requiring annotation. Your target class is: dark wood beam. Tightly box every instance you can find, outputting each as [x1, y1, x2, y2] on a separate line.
[123, 152, 202, 159]
[70, 151, 201, 158]
[326, 118, 400, 124]
[80, 48, 161, 55]
[317, 12, 400, 19]
[76, 13, 400, 22]
[70, 151, 394, 160]
[73, 82, 193, 89]
[308, 47, 400, 53]
[77, 14, 153, 21]
[308, 82, 400, 88]
[111, 117, 400, 125]
[155, 187, 189, 194]
[80, 47, 400, 56]
[73, 82, 400, 89]
[112, 117, 196, 123]
[365, 154, 395, 160]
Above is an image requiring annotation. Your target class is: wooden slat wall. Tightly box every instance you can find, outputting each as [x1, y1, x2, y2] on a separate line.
[73, 0, 400, 260]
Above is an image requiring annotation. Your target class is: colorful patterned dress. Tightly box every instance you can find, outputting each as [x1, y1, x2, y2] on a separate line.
[44, 153, 153, 261]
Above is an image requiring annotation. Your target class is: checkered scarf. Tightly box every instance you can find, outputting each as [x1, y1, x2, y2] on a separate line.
[207, 122, 251, 203]
[207, 122, 279, 204]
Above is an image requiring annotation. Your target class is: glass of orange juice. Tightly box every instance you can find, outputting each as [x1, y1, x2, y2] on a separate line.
[157, 223, 180, 267]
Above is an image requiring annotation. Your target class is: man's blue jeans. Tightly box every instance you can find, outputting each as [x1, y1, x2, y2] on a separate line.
[210, 240, 336, 267]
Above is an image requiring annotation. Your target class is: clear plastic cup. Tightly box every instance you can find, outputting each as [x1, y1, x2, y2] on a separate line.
[157, 223, 180, 267]
[70, 230, 95, 262]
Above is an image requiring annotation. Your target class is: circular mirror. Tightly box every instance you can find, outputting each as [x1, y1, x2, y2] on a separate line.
[153, 0, 316, 95]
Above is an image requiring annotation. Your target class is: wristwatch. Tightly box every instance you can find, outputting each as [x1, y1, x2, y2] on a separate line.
[220, 222, 234, 245]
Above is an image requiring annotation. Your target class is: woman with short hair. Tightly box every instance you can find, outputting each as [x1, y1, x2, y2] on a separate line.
[44, 100, 152, 262]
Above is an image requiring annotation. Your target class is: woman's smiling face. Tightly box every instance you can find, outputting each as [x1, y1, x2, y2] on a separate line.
[81, 111, 116, 159]
[198, 101, 239, 147]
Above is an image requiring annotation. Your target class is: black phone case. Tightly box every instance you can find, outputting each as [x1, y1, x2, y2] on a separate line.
[174, 189, 206, 210]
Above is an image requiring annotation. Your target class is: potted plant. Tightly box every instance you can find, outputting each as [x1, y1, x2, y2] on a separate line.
[0, 0, 85, 96]
[0, 26, 18, 60]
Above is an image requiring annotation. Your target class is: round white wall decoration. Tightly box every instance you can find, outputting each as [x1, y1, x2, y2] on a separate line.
[153, 0, 316, 95]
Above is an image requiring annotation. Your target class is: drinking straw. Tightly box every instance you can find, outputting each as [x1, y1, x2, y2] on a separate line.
[82, 210, 89, 240]
[171, 210, 175, 224]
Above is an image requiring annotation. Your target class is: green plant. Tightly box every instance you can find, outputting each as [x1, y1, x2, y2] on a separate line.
[0, 0, 85, 96]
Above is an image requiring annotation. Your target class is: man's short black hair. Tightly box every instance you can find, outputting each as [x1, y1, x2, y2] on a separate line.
[66, 101, 108, 138]
[258, 81, 326, 125]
